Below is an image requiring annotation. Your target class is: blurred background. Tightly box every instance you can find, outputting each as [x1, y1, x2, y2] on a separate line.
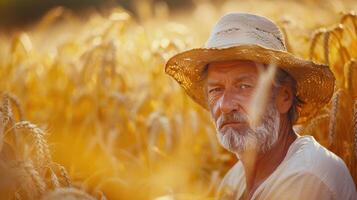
[1, 0, 355, 30]
[0, 0, 356, 199]
[1, 0, 194, 29]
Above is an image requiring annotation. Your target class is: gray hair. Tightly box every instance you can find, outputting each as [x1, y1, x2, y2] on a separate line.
[273, 69, 304, 124]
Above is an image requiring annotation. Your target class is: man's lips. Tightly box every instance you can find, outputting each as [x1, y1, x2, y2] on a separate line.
[219, 121, 245, 129]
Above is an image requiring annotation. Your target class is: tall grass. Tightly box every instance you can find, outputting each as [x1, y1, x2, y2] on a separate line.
[0, 0, 356, 199]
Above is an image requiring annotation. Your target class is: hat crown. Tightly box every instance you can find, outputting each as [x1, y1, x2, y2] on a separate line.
[205, 13, 286, 51]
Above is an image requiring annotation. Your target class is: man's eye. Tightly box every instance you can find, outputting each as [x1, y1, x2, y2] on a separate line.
[239, 84, 252, 89]
[208, 88, 222, 93]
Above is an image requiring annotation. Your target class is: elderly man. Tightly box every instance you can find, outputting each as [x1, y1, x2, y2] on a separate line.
[165, 13, 356, 199]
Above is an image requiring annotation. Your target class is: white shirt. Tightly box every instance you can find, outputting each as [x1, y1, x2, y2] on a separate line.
[217, 135, 357, 200]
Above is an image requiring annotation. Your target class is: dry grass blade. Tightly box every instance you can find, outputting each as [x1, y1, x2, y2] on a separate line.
[341, 12, 357, 34]
[303, 113, 329, 134]
[49, 168, 60, 189]
[279, 25, 293, 53]
[329, 25, 350, 67]
[14, 121, 51, 168]
[92, 190, 107, 200]
[1, 1, 357, 199]
[41, 188, 96, 200]
[248, 64, 277, 128]
[344, 59, 357, 97]
[51, 162, 72, 187]
[309, 28, 325, 60]
[323, 31, 330, 66]
[5, 93, 25, 121]
[14, 191, 22, 200]
[353, 100, 357, 160]
[35, 7, 70, 31]
[23, 160, 46, 196]
[147, 111, 172, 158]
[1, 94, 14, 128]
[328, 90, 341, 146]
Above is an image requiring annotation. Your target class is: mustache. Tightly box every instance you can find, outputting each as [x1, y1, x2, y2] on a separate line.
[216, 111, 249, 129]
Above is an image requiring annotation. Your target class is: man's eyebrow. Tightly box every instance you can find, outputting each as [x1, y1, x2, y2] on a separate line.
[207, 74, 256, 86]
[207, 80, 222, 86]
[232, 75, 255, 84]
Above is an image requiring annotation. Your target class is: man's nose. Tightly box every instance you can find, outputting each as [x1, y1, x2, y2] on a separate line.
[219, 89, 240, 114]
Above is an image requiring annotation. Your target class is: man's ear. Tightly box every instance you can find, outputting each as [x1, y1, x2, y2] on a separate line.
[275, 84, 293, 114]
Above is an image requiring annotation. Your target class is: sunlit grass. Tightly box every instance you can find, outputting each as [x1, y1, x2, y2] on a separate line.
[0, 0, 356, 199]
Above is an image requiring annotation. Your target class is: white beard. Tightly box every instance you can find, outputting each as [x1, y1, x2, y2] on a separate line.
[215, 102, 280, 154]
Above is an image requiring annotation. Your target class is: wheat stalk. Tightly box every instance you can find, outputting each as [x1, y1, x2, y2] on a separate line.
[6, 93, 24, 121]
[328, 90, 341, 146]
[341, 12, 357, 34]
[330, 25, 351, 66]
[50, 169, 60, 189]
[323, 31, 331, 66]
[1, 2, 357, 198]
[14, 121, 51, 168]
[41, 188, 96, 200]
[23, 160, 46, 196]
[1, 94, 14, 128]
[353, 100, 357, 159]
[344, 59, 357, 96]
[51, 162, 72, 187]
[310, 28, 325, 60]
[248, 64, 277, 128]
[92, 189, 108, 200]
[279, 25, 293, 53]
[14, 191, 22, 200]
[304, 114, 329, 134]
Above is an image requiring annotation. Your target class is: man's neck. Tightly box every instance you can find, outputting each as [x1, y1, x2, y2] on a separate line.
[236, 119, 298, 199]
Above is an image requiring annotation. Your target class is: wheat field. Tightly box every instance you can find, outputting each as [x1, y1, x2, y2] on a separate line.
[0, 0, 356, 199]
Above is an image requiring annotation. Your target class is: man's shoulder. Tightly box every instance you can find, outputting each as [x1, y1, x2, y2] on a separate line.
[279, 135, 356, 198]
[285, 135, 349, 175]
[219, 161, 244, 189]
[217, 161, 245, 199]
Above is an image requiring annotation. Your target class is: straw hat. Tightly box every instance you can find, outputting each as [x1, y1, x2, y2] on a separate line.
[165, 13, 335, 124]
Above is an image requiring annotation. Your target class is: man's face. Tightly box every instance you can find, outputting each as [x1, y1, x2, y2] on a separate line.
[206, 60, 280, 154]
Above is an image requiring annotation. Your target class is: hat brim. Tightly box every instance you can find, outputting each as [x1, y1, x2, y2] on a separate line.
[165, 44, 335, 124]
